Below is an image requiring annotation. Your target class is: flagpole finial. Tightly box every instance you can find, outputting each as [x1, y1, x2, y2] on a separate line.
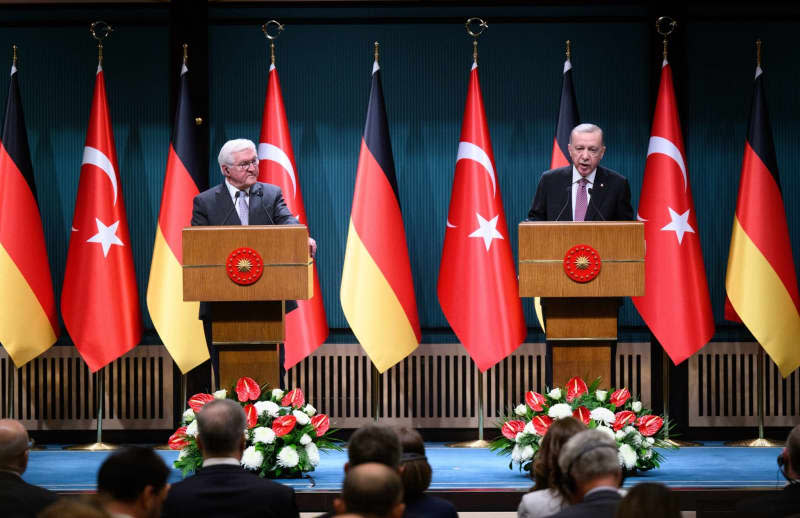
[12, 45, 17, 67]
[655, 16, 676, 60]
[261, 20, 284, 66]
[374, 41, 379, 63]
[756, 39, 762, 68]
[182, 43, 188, 65]
[565, 40, 571, 60]
[465, 17, 488, 63]
[90, 21, 113, 65]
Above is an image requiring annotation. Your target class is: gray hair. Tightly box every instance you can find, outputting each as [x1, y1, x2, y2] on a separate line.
[787, 424, 800, 475]
[196, 399, 247, 456]
[218, 138, 257, 168]
[558, 429, 620, 484]
[570, 123, 604, 145]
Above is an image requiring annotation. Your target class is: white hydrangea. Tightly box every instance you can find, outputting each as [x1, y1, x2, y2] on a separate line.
[182, 408, 195, 423]
[521, 445, 534, 461]
[252, 426, 276, 445]
[254, 400, 280, 418]
[303, 404, 316, 416]
[213, 389, 227, 399]
[271, 388, 285, 400]
[618, 443, 637, 469]
[514, 404, 528, 417]
[293, 410, 311, 426]
[511, 445, 523, 463]
[185, 420, 199, 437]
[523, 421, 536, 435]
[515, 432, 524, 443]
[548, 403, 574, 419]
[646, 437, 655, 445]
[177, 448, 189, 460]
[596, 425, 616, 440]
[631, 433, 643, 446]
[548, 388, 562, 400]
[277, 445, 300, 468]
[615, 429, 626, 440]
[631, 401, 642, 412]
[590, 407, 616, 426]
[299, 433, 312, 446]
[596, 390, 608, 402]
[305, 442, 320, 466]
[241, 446, 264, 470]
[624, 426, 636, 434]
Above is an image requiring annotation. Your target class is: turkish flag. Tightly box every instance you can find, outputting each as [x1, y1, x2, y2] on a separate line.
[438, 63, 526, 372]
[61, 64, 142, 372]
[257, 62, 328, 369]
[632, 60, 714, 365]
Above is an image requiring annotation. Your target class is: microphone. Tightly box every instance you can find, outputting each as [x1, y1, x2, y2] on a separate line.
[553, 183, 574, 222]
[587, 187, 607, 221]
[255, 186, 275, 225]
[222, 191, 241, 225]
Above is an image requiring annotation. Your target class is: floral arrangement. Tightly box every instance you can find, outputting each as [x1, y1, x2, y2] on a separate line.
[490, 377, 674, 473]
[168, 377, 341, 478]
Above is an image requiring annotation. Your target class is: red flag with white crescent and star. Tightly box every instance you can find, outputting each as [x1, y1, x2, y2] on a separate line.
[257, 61, 328, 369]
[61, 63, 142, 372]
[632, 60, 714, 365]
[437, 61, 526, 372]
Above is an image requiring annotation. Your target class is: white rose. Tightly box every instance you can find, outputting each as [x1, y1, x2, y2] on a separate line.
[293, 410, 311, 426]
[303, 404, 317, 416]
[548, 388, 562, 400]
[548, 403, 573, 419]
[241, 446, 264, 470]
[595, 390, 608, 402]
[252, 426, 276, 445]
[514, 404, 528, 417]
[305, 442, 320, 466]
[632, 401, 642, 413]
[182, 408, 195, 423]
[300, 433, 312, 446]
[618, 443, 637, 469]
[523, 421, 536, 435]
[589, 407, 616, 426]
[615, 429, 626, 440]
[254, 400, 280, 418]
[213, 389, 227, 399]
[511, 445, 523, 463]
[277, 445, 300, 468]
[631, 433, 643, 446]
[185, 420, 199, 437]
[646, 437, 655, 445]
[521, 445, 534, 461]
[596, 425, 616, 440]
[271, 388, 285, 400]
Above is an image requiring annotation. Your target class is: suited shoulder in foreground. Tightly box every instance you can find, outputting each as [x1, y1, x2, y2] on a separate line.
[0, 419, 58, 518]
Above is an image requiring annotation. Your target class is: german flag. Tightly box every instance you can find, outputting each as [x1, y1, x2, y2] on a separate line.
[550, 48, 579, 169]
[340, 50, 421, 373]
[146, 59, 208, 373]
[726, 63, 800, 377]
[0, 59, 58, 366]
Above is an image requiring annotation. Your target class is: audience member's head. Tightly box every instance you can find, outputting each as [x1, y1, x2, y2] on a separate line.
[615, 483, 680, 518]
[783, 423, 800, 480]
[96, 447, 170, 518]
[196, 399, 247, 459]
[337, 462, 405, 518]
[347, 424, 402, 470]
[39, 496, 112, 518]
[396, 427, 431, 500]
[0, 418, 33, 474]
[557, 429, 621, 503]
[531, 416, 586, 491]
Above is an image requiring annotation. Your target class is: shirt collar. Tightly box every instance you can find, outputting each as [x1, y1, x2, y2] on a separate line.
[203, 457, 241, 468]
[572, 166, 597, 185]
[224, 179, 250, 200]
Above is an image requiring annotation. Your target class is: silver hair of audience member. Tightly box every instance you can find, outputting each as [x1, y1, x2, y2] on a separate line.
[558, 429, 620, 484]
[196, 399, 247, 454]
[217, 138, 257, 168]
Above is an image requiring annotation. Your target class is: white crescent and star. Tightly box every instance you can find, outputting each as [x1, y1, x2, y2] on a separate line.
[86, 218, 124, 257]
[79, 146, 125, 256]
[468, 212, 504, 252]
[660, 207, 695, 245]
[82, 146, 118, 206]
[447, 142, 496, 230]
[647, 136, 687, 192]
[258, 142, 297, 201]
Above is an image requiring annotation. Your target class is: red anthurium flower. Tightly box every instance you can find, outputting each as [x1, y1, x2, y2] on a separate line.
[613, 410, 636, 431]
[168, 426, 188, 450]
[501, 420, 526, 440]
[235, 377, 261, 402]
[566, 377, 588, 402]
[281, 388, 305, 409]
[531, 415, 554, 436]
[273, 415, 297, 437]
[188, 393, 215, 413]
[243, 404, 258, 429]
[609, 388, 631, 408]
[525, 391, 546, 411]
[636, 415, 664, 437]
[573, 406, 591, 425]
[311, 414, 330, 437]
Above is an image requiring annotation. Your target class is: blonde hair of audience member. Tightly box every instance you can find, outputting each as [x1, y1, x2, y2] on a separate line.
[614, 483, 680, 518]
[532, 417, 586, 491]
[39, 496, 112, 518]
[334, 462, 405, 518]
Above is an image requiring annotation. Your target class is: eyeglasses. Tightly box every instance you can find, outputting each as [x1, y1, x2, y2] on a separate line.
[230, 159, 259, 170]
[572, 146, 603, 156]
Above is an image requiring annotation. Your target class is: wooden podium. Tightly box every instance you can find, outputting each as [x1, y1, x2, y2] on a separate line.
[518, 222, 644, 387]
[182, 225, 312, 389]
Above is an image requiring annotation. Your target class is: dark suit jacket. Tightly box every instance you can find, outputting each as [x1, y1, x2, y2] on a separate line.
[161, 464, 299, 518]
[548, 488, 622, 518]
[736, 482, 800, 517]
[0, 471, 59, 518]
[404, 493, 459, 518]
[527, 165, 634, 222]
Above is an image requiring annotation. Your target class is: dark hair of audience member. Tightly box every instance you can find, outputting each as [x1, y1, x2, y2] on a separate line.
[396, 427, 432, 499]
[615, 483, 680, 518]
[786, 424, 800, 476]
[531, 416, 586, 491]
[196, 399, 246, 455]
[348, 424, 402, 469]
[342, 462, 404, 517]
[96, 446, 169, 502]
[39, 495, 112, 518]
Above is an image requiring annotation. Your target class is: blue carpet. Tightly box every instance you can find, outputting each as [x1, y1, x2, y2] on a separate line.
[23, 442, 785, 492]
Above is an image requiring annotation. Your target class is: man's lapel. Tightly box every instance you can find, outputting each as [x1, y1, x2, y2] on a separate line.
[214, 183, 239, 225]
[559, 167, 573, 221]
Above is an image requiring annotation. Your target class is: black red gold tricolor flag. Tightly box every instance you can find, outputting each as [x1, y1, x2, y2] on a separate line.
[725, 64, 800, 377]
[550, 54, 579, 169]
[340, 55, 421, 373]
[146, 61, 208, 373]
[0, 62, 58, 366]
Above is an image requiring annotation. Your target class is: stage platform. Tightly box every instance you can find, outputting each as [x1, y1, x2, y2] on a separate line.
[23, 442, 787, 515]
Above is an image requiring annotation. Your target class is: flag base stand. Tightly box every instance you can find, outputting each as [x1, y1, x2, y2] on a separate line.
[725, 437, 783, 447]
[64, 442, 118, 451]
[660, 350, 702, 448]
[64, 370, 116, 451]
[445, 439, 491, 449]
[724, 350, 780, 448]
[664, 438, 702, 447]
[446, 368, 490, 449]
